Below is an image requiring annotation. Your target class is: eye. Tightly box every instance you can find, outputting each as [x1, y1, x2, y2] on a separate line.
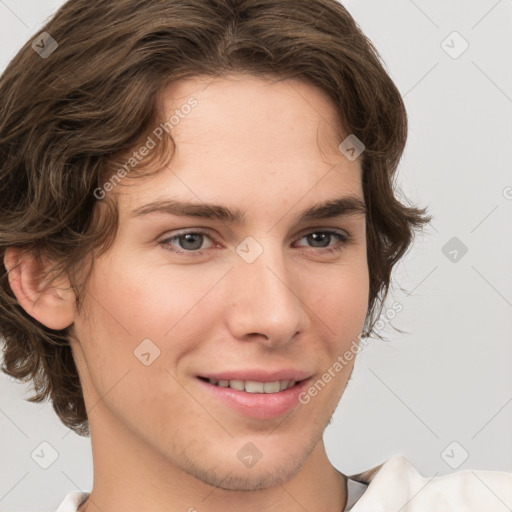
[160, 230, 214, 256]
[294, 230, 351, 253]
[158, 229, 352, 257]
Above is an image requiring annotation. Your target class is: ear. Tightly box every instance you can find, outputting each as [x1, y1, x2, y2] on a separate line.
[4, 247, 77, 330]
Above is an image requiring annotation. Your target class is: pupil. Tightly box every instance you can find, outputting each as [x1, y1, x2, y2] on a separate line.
[181, 233, 203, 250]
[309, 233, 329, 248]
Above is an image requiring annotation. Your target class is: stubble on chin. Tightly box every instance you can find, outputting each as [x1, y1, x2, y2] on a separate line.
[179, 430, 324, 492]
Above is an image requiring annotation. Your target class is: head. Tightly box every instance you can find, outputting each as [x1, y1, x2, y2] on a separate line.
[0, 0, 429, 491]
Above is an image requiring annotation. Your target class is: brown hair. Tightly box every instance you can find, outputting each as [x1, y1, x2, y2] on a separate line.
[0, 0, 431, 437]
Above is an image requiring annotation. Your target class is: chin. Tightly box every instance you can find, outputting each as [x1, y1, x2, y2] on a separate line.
[192, 458, 304, 491]
[180, 437, 318, 491]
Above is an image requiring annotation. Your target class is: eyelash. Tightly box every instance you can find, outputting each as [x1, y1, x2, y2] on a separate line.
[158, 229, 352, 258]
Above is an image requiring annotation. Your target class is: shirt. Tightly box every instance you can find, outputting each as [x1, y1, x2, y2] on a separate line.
[55, 454, 512, 511]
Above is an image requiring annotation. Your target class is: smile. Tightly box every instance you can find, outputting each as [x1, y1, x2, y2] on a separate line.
[196, 374, 312, 419]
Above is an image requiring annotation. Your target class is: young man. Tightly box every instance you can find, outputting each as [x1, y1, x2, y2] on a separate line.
[0, 1, 511, 511]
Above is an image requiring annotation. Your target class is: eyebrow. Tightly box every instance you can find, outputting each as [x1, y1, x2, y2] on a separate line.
[129, 195, 367, 224]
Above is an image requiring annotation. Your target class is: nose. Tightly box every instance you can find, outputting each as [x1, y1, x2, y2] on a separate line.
[225, 241, 311, 348]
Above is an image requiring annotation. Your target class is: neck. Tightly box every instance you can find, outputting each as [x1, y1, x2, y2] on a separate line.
[78, 413, 347, 512]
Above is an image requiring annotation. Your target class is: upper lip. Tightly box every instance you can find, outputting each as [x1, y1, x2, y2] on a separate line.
[198, 369, 312, 383]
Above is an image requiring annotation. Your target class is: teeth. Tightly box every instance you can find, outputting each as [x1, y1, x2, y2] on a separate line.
[229, 380, 245, 391]
[207, 378, 297, 393]
[245, 381, 264, 393]
[263, 381, 281, 393]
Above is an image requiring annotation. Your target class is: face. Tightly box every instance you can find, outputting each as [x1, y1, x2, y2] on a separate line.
[69, 74, 369, 491]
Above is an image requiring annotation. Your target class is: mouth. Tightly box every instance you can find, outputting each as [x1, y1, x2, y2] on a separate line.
[197, 376, 303, 393]
[195, 373, 312, 419]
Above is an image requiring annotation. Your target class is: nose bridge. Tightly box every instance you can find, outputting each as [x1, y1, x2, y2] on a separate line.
[226, 238, 309, 345]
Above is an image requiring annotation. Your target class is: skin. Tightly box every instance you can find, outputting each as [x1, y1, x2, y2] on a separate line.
[5, 74, 369, 512]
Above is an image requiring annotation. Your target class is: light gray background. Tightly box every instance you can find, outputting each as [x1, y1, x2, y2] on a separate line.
[1, 1, 511, 511]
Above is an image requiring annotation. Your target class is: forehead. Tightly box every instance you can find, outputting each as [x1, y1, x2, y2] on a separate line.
[158, 73, 348, 158]
[117, 74, 363, 216]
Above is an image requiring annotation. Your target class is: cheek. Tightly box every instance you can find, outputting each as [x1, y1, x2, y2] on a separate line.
[308, 260, 369, 339]
[301, 267, 367, 408]
[85, 253, 226, 342]
[72, 261, 203, 434]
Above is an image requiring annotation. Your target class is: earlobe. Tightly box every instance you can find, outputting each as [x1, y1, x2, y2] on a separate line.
[3, 247, 77, 330]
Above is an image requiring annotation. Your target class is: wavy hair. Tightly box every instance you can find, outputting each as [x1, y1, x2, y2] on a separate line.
[0, 0, 431, 436]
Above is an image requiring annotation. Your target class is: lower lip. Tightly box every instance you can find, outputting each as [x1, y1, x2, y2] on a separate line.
[197, 378, 311, 420]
